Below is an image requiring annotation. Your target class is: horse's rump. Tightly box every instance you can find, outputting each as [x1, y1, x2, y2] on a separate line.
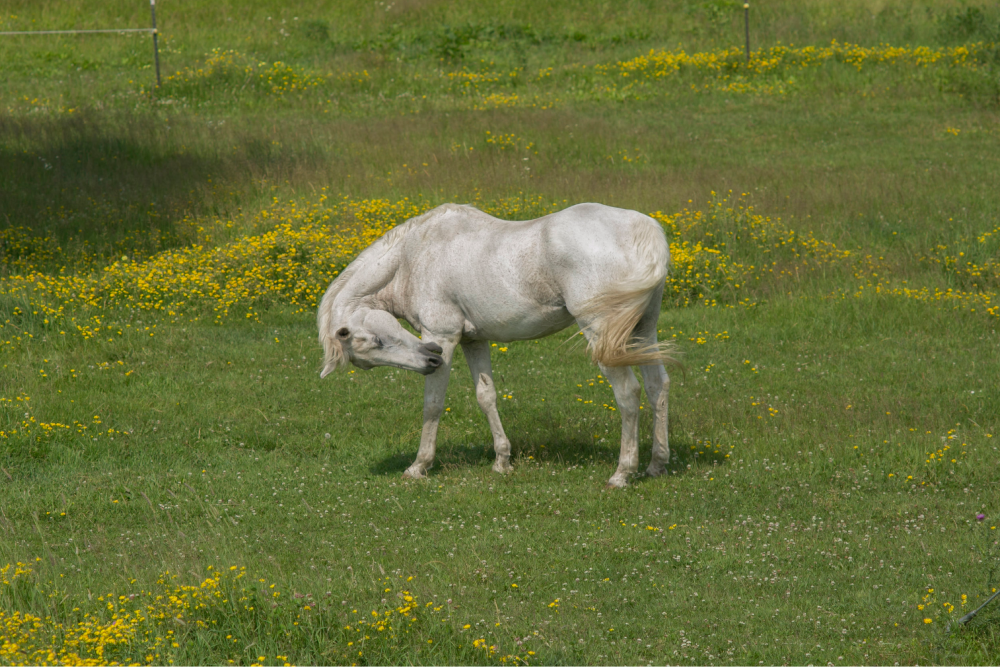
[576, 213, 677, 368]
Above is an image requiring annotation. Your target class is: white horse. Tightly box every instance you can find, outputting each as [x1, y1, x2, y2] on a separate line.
[318, 203, 675, 487]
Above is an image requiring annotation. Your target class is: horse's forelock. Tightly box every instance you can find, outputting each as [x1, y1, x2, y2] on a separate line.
[320, 334, 347, 378]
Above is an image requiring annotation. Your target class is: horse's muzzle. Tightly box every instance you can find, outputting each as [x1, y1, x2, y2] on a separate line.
[418, 343, 444, 374]
[420, 342, 444, 355]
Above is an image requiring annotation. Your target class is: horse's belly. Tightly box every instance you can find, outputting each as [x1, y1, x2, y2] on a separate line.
[463, 304, 574, 342]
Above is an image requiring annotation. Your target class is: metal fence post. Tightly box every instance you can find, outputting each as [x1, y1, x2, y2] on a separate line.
[150, 0, 161, 87]
[744, 3, 751, 64]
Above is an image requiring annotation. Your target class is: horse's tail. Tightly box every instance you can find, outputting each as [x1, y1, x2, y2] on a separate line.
[578, 216, 678, 368]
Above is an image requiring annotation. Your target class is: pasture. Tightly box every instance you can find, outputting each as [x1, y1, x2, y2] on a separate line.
[1, 0, 999, 664]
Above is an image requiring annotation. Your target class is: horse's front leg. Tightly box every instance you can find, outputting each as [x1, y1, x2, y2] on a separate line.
[402, 337, 458, 480]
[461, 340, 513, 474]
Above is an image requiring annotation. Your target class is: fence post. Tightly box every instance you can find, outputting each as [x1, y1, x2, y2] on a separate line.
[744, 3, 751, 64]
[150, 0, 161, 87]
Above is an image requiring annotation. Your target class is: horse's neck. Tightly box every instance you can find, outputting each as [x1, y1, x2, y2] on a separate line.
[335, 239, 404, 315]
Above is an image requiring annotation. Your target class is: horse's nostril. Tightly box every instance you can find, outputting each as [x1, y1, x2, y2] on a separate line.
[423, 342, 443, 355]
[427, 355, 443, 368]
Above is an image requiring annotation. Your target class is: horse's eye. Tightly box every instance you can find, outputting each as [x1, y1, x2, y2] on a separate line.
[373, 336, 384, 348]
[336, 327, 350, 339]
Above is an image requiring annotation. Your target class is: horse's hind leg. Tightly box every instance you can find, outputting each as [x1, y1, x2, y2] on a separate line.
[599, 363, 643, 488]
[575, 317, 643, 487]
[636, 313, 671, 476]
[640, 364, 670, 476]
[461, 340, 513, 474]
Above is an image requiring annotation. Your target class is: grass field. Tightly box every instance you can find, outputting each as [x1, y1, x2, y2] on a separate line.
[2, 0, 1000, 664]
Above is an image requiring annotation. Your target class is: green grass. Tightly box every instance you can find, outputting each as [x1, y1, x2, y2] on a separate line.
[2, 0, 1000, 665]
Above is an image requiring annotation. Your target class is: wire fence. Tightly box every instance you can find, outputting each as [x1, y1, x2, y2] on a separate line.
[0, 29, 155, 35]
[0, 0, 162, 86]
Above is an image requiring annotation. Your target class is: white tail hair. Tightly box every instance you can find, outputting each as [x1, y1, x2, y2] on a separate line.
[579, 286, 678, 367]
[578, 216, 678, 368]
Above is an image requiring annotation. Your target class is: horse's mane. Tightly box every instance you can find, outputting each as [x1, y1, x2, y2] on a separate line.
[322, 206, 439, 305]
[377, 213, 420, 249]
[379, 203, 478, 249]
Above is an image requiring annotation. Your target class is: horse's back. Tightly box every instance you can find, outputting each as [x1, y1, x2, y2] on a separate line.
[395, 203, 667, 339]
[413, 202, 666, 263]
[406, 202, 668, 289]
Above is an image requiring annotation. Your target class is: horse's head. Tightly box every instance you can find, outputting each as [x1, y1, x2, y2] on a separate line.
[320, 308, 443, 378]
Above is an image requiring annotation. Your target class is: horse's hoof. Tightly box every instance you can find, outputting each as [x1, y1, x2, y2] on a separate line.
[645, 465, 667, 478]
[402, 467, 427, 480]
[605, 474, 629, 489]
[492, 460, 514, 474]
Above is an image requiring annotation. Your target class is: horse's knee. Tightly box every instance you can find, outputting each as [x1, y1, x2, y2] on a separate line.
[423, 396, 446, 420]
[658, 376, 670, 409]
[475, 373, 497, 410]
